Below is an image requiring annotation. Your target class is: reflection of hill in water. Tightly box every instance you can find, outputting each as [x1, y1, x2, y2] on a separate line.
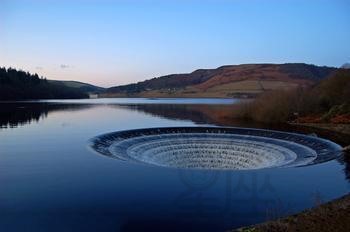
[118, 104, 255, 127]
[119, 104, 350, 144]
[2, 102, 349, 146]
[0, 103, 91, 128]
[122, 104, 216, 124]
[1, 102, 349, 181]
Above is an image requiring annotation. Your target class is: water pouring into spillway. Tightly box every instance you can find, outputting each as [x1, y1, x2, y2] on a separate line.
[89, 127, 343, 170]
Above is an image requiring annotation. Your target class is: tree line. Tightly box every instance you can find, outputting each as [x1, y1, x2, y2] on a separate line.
[0, 67, 88, 100]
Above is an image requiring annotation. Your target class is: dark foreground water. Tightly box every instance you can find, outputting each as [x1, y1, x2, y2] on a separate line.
[0, 98, 349, 232]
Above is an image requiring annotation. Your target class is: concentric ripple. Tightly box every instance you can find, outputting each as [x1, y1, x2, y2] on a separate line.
[89, 127, 343, 170]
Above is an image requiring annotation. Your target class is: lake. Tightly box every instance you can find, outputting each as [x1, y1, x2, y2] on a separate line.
[0, 98, 349, 232]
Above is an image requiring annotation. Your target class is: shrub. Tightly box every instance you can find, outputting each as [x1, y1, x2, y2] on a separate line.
[235, 69, 350, 124]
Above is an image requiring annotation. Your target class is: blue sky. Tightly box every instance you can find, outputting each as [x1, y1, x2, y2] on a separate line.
[0, 0, 349, 87]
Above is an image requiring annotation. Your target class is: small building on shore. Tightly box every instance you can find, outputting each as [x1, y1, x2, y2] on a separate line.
[89, 94, 98, 99]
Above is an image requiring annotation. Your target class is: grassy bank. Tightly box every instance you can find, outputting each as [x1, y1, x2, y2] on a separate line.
[233, 194, 350, 232]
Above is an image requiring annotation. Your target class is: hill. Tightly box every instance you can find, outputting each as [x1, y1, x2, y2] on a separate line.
[104, 63, 337, 98]
[48, 80, 105, 93]
[341, 63, 350, 69]
[0, 67, 88, 100]
[235, 69, 350, 123]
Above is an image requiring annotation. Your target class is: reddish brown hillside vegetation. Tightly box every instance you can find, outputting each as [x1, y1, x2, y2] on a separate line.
[235, 69, 350, 123]
[105, 63, 336, 98]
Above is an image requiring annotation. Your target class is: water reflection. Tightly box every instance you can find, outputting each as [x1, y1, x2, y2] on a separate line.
[0, 103, 92, 128]
[1, 101, 349, 178]
[118, 104, 350, 145]
[116, 104, 263, 127]
[0, 102, 248, 129]
[1, 102, 350, 145]
[0, 100, 349, 231]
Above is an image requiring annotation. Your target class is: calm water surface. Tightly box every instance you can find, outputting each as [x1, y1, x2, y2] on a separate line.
[0, 98, 349, 232]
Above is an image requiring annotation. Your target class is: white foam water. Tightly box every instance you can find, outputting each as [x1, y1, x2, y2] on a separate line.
[89, 127, 343, 170]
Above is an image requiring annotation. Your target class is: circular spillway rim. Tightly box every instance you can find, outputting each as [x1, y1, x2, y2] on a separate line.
[88, 126, 343, 170]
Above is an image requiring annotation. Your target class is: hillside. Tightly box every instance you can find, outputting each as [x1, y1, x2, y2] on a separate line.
[49, 80, 105, 93]
[0, 67, 88, 100]
[235, 69, 350, 123]
[104, 63, 337, 98]
[341, 63, 350, 69]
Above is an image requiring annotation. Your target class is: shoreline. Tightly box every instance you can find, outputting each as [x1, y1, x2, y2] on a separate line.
[290, 122, 350, 136]
[232, 194, 350, 232]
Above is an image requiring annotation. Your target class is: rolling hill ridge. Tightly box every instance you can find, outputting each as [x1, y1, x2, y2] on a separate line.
[104, 63, 337, 98]
[48, 80, 105, 93]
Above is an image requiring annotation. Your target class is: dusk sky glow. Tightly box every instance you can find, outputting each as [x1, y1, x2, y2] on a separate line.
[1, 0, 349, 87]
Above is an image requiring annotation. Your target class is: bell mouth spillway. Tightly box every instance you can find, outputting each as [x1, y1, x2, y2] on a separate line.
[89, 127, 343, 170]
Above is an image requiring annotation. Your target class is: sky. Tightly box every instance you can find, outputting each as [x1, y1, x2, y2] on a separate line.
[0, 0, 349, 87]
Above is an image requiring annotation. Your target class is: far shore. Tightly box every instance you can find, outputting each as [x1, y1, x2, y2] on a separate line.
[97, 94, 255, 99]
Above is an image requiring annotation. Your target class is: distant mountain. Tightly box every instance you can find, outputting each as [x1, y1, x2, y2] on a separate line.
[104, 63, 337, 98]
[0, 67, 88, 100]
[49, 80, 105, 93]
[341, 63, 350, 69]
